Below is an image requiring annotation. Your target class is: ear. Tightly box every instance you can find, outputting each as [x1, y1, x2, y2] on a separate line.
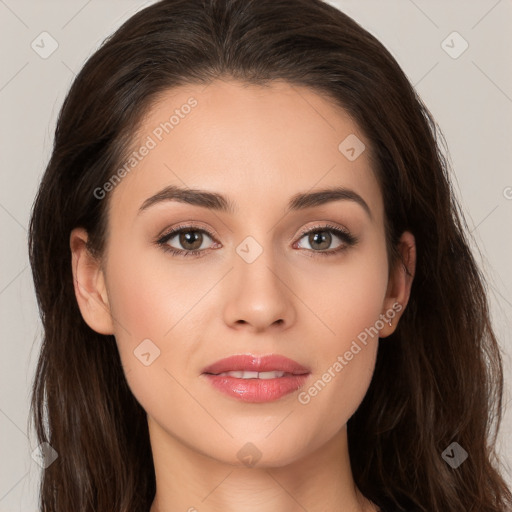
[70, 227, 114, 335]
[379, 230, 416, 338]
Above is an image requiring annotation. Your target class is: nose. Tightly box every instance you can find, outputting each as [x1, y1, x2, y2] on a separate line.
[222, 241, 296, 333]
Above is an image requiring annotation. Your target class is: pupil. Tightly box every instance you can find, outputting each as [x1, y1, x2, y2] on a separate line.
[311, 231, 331, 250]
[181, 231, 201, 250]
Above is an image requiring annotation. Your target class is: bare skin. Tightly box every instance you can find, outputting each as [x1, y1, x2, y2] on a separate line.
[70, 79, 415, 512]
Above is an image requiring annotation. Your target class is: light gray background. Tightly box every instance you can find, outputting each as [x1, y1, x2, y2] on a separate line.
[1, 0, 511, 510]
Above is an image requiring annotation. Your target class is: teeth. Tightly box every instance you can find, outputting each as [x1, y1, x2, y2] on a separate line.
[217, 370, 287, 379]
[258, 371, 286, 379]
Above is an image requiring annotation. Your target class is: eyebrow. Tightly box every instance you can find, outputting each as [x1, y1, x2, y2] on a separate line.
[138, 184, 372, 220]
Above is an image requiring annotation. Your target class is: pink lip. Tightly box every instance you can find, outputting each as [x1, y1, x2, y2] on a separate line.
[202, 354, 310, 375]
[202, 354, 311, 403]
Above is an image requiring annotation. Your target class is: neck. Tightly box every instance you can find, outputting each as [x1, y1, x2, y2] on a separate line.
[148, 419, 377, 512]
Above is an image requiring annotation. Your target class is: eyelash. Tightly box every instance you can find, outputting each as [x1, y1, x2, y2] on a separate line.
[155, 223, 358, 259]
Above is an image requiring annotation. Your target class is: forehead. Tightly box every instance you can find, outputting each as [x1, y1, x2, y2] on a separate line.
[108, 79, 383, 224]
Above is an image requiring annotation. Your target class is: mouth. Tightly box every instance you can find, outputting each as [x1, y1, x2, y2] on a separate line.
[202, 354, 311, 402]
[211, 370, 298, 379]
[202, 353, 310, 375]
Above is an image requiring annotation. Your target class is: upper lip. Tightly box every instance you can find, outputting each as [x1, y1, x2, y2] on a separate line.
[202, 354, 310, 375]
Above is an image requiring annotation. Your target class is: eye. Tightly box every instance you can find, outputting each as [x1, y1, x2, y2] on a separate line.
[156, 225, 218, 258]
[294, 223, 358, 257]
[155, 223, 358, 258]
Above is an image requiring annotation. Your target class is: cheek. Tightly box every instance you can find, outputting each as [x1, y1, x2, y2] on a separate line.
[296, 342, 378, 447]
[103, 246, 202, 423]
[296, 231, 389, 350]
[101, 242, 188, 388]
[292, 236, 388, 429]
[105, 240, 193, 339]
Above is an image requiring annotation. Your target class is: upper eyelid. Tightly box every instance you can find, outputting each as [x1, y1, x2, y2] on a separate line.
[157, 223, 216, 242]
[296, 223, 350, 238]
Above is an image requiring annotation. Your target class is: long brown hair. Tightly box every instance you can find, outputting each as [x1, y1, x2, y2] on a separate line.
[28, 0, 512, 510]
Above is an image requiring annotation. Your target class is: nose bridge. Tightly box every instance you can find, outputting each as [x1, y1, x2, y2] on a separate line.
[222, 231, 295, 330]
[235, 227, 287, 282]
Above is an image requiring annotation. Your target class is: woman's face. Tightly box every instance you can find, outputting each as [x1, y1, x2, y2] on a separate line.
[73, 79, 414, 467]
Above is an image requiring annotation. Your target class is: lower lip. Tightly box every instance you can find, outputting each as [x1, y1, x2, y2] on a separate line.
[203, 374, 310, 402]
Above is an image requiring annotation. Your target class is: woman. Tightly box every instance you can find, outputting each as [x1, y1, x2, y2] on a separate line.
[28, 0, 512, 511]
